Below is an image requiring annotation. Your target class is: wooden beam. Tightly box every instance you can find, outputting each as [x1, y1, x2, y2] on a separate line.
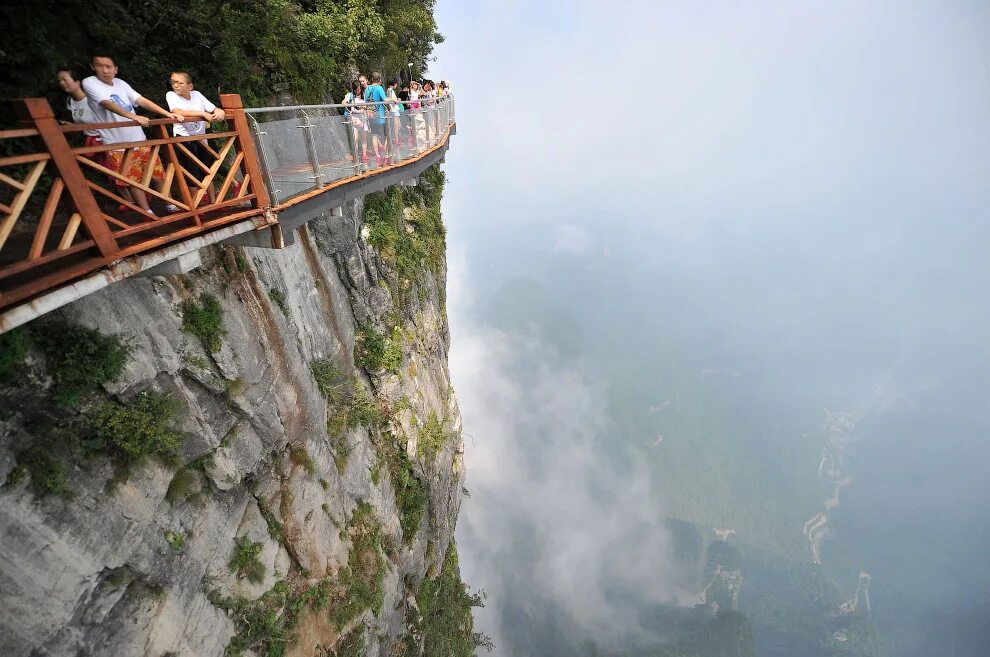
[220, 94, 270, 209]
[29, 177, 64, 259]
[15, 98, 118, 256]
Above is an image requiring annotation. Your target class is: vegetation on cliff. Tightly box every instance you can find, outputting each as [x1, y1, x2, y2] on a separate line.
[1, 0, 443, 122]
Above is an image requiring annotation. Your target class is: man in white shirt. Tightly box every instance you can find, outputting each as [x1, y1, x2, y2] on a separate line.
[82, 51, 181, 215]
[166, 71, 225, 202]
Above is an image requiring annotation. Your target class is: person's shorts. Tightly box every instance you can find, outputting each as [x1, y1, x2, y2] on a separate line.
[83, 135, 109, 169]
[371, 121, 386, 139]
[106, 146, 165, 188]
[176, 139, 216, 180]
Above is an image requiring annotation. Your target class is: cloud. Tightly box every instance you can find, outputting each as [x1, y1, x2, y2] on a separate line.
[552, 224, 592, 255]
[448, 249, 689, 653]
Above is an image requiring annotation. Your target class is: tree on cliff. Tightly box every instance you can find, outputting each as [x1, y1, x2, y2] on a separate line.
[0, 0, 442, 120]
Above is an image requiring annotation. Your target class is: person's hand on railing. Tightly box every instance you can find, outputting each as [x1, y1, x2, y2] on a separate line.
[208, 108, 226, 122]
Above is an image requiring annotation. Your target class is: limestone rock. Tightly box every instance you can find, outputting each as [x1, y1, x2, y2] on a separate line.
[0, 194, 464, 656]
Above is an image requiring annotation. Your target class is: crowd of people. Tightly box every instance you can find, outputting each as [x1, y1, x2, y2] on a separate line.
[341, 71, 451, 167]
[55, 51, 451, 216]
[56, 51, 226, 216]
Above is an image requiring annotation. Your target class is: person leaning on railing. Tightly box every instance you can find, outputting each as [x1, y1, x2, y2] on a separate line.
[363, 72, 389, 167]
[166, 71, 225, 204]
[342, 80, 369, 163]
[82, 50, 182, 217]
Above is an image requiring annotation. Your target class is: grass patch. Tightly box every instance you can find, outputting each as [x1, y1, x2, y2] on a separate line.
[166, 468, 199, 505]
[8, 389, 184, 497]
[225, 376, 247, 400]
[327, 502, 388, 627]
[415, 542, 492, 657]
[13, 446, 69, 496]
[210, 506, 389, 656]
[0, 327, 28, 382]
[268, 288, 288, 316]
[182, 351, 210, 369]
[229, 536, 265, 584]
[209, 580, 307, 657]
[310, 359, 386, 434]
[417, 412, 445, 461]
[289, 445, 316, 475]
[362, 166, 447, 309]
[235, 251, 248, 273]
[334, 626, 368, 657]
[374, 430, 428, 546]
[353, 324, 402, 374]
[164, 530, 185, 551]
[182, 294, 226, 353]
[31, 319, 130, 406]
[258, 503, 285, 544]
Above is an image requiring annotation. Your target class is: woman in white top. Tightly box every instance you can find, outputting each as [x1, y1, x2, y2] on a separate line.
[166, 71, 225, 203]
[57, 68, 104, 155]
[57, 67, 135, 208]
[342, 81, 369, 162]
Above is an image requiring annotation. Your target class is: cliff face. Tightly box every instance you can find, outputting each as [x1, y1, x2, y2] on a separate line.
[0, 169, 469, 657]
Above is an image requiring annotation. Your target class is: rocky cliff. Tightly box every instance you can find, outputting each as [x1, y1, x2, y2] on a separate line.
[0, 166, 479, 657]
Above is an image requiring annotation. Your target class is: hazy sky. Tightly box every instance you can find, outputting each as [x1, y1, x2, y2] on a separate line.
[431, 2, 990, 654]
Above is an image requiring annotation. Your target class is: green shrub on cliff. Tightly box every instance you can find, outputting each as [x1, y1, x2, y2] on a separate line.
[0, 0, 443, 124]
[31, 319, 130, 406]
[0, 328, 28, 382]
[362, 166, 447, 308]
[415, 542, 492, 657]
[229, 536, 266, 584]
[354, 324, 402, 374]
[182, 294, 226, 353]
[329, 502, 388, 627]
[90, 391, 184, 460]
[417, 411, 445, 460]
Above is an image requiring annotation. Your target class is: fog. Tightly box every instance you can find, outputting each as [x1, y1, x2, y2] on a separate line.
[433, 2, 990, 655]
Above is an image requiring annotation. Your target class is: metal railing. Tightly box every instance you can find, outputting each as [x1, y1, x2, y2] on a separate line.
[246, 95, 455, 205]
[0, 93, 455, 314]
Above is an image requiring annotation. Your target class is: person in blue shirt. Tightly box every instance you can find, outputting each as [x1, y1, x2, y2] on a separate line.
[363, 71, 389, 166]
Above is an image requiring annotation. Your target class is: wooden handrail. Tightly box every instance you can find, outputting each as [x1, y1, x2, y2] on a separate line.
[0, 92, 454, 316]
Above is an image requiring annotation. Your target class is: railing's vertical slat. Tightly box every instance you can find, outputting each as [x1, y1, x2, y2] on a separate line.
[16, 98, 118, 257]
[220, 94, 270, 210]
[159, 124, 200, 224]
[299, 111, 324, 188]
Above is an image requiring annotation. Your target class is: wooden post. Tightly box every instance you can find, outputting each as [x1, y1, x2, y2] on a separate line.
[16, 98, 118, 257]
[158, 124, 201, 225]
[220, 94, 270, 209]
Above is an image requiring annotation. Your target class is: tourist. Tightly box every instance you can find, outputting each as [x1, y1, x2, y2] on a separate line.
[386, 80, 403, 147]
[82, 51, 181, 215]
[166, 71, 224, 203]
[363, 72, 388, 166]
[57, 66, 112, 171]
[343, 80, 368, 162]
[57, 66, 136, 209]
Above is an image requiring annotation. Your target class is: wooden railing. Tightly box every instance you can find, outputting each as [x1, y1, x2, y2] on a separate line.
[0, 94, 269, 311]
[0, 93, 455, 315]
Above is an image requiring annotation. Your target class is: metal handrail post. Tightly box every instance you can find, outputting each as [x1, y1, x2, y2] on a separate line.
[432, 104, 440, 145]
[246, 113, 280, 207]
[411, 107, 422, 154]
[299, 110, 324, 188]
[343, 108, 363, 173]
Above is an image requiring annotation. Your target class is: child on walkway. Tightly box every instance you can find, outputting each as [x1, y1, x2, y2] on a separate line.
[82, 51, 181, 216]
